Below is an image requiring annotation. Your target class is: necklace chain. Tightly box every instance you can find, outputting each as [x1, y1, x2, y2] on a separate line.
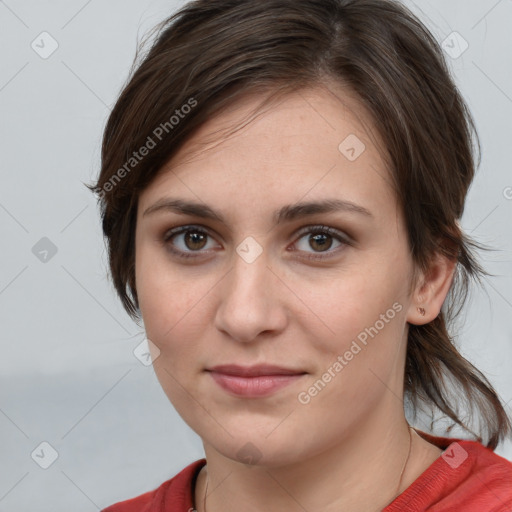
[389, 426, 414, 504]
[202, 426, 414, 512]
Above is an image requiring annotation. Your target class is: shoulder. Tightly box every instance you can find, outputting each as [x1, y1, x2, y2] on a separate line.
[386, 433, 512, 512]
[101, 459, 206, 512]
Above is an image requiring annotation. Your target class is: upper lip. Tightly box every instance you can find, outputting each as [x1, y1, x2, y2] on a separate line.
[207, 364, 307, 377]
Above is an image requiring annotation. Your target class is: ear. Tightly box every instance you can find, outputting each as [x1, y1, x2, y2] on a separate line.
[406, 252, 457, 326]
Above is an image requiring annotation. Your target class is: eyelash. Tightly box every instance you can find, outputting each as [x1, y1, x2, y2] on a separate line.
[161, 224, 352, 261]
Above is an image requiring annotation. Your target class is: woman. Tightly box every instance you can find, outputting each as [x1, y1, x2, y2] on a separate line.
[89, 0, 512, 510]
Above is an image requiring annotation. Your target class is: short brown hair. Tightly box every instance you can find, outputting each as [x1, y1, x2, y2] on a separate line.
[87, 0, 511, 448]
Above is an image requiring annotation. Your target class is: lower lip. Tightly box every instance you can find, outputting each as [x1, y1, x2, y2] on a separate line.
[208, 371, 306, 397]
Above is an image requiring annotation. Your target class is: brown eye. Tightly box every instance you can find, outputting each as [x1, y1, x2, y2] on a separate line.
[163, 225, 218, 259]
[292, 225, 351, 260]
[307, 232, 334, 252]
[182, 230, 208, 250]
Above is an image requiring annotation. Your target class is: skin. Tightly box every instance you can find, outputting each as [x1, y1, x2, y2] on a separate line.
[135, 84, 455, 512]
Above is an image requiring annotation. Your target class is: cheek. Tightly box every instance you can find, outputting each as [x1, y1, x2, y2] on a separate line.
[296, 300, 407, 425]
[136, 255, 208, 410]
[135, 244, 233, 409]
[304, 263, 406, 345]
[136, 243, 191, 328]
[297, 262, 408, 403]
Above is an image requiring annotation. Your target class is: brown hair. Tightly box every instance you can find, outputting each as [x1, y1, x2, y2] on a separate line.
[87, 0, 511, 448]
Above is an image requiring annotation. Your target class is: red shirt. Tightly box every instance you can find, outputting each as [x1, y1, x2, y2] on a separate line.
[102, 432, 512, 511]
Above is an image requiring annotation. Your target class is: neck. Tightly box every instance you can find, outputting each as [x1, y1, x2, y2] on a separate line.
[195, 413, 427, 512]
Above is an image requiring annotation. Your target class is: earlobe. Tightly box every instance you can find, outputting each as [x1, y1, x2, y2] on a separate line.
[407, 253, 457, 326]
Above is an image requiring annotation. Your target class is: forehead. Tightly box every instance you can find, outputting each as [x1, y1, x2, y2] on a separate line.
[138, 84, 397, 228]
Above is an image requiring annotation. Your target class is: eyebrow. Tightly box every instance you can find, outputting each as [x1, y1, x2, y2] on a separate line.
[142, 197, 373, 224]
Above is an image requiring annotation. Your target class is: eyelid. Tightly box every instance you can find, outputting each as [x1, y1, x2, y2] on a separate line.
[293, 224, 352, 243]
[163, 224, 212, 242]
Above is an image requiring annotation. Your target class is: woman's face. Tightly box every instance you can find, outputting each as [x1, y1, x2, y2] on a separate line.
[135, 85, 418, 467]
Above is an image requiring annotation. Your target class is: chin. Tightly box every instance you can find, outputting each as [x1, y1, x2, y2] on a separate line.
[200, 421, 326, 469]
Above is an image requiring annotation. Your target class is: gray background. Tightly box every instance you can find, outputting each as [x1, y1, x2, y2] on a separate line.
[1, 0, 511, 510]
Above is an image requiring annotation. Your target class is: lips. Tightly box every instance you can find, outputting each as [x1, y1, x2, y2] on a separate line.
[207, 364, 306, 377]
[206, 364, 307, 397]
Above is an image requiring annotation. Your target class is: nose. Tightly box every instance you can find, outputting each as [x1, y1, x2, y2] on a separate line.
[214, 244, 287, 343]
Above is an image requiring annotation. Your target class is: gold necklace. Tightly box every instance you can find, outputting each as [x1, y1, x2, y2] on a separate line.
[202, 426, 414, 512]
